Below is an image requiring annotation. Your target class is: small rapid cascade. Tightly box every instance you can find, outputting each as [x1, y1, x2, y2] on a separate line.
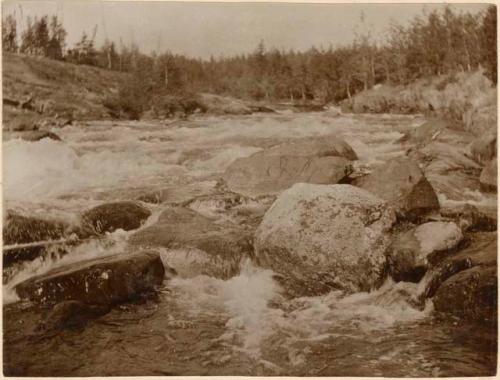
[165, 259, 434, 368]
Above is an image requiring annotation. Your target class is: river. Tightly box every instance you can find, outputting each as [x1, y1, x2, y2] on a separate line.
[3, 111, 497, 376]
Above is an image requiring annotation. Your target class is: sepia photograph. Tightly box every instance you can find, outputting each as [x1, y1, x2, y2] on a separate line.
[1, 0, 498, 376]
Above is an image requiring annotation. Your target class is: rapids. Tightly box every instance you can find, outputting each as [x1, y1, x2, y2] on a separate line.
[2, 112, 497, 376]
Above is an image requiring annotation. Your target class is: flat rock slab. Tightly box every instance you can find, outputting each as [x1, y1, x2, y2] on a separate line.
[15, 251, 165, 305]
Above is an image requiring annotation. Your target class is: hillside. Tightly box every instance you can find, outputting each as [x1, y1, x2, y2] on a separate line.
[2, 53, 128, 129]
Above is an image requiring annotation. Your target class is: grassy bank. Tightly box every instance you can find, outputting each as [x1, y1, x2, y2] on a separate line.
[343, 69, 497, 138]
[2, 53, 129, 129]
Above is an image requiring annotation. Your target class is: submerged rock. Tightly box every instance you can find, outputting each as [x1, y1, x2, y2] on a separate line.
[129, 207, 254, 279]
[81, 201, 151, 235]
[39, 300, 111, 331]
[223, 136, 357, 197]
[480, 159, 497, 192]
[388, 221, 463, 282]
[254, 183, 396, 296]
[354, 157, 440, 220]
[15, 251, 166, 305]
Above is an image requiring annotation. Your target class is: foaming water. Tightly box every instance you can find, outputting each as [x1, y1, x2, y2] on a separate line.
[168, 261, 432, 363]
[4, 113, 419, 204]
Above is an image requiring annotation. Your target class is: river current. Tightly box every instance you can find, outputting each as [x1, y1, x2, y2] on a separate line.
[3, 112, 497, 376]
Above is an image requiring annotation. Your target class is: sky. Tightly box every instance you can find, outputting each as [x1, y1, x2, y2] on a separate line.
[2, 1, 491, 59]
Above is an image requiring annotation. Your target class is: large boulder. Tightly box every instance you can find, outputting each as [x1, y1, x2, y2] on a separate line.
[388, 221, 463, 282]
[129, 207, 254, 279]
[254, 184, 396, 296]
[81, 201, 151, 235]
[354, 157, 440, 220]
[223, 136, 357, 198]
[15, 251, 166, 305]
[480, 159, 497, 192]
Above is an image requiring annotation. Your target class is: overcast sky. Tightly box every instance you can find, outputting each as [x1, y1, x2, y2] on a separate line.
[2, 1, 491, 59]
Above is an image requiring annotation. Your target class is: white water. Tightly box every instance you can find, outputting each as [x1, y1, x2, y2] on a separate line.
[166, 260, 433, 367]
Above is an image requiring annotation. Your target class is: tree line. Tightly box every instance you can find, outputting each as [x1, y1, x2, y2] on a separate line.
[2, 5, 497, 105]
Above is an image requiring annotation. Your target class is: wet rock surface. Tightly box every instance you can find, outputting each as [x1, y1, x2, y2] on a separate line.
[223, 136, 357, 197]
[81, 201, 151, 235]
[433, 265, 497, 323]
[388, 222, 463, 282]
[15, 251, 166, 305]
[130, 207, 254, 278]
[255, 183, 396, 295]
[354, 156, 440, 220]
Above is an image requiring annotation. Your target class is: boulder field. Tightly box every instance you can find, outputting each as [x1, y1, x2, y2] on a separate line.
[4, 117, 497, 328]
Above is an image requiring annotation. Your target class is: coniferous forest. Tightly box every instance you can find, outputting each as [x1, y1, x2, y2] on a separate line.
[3, 5, 496, 108]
